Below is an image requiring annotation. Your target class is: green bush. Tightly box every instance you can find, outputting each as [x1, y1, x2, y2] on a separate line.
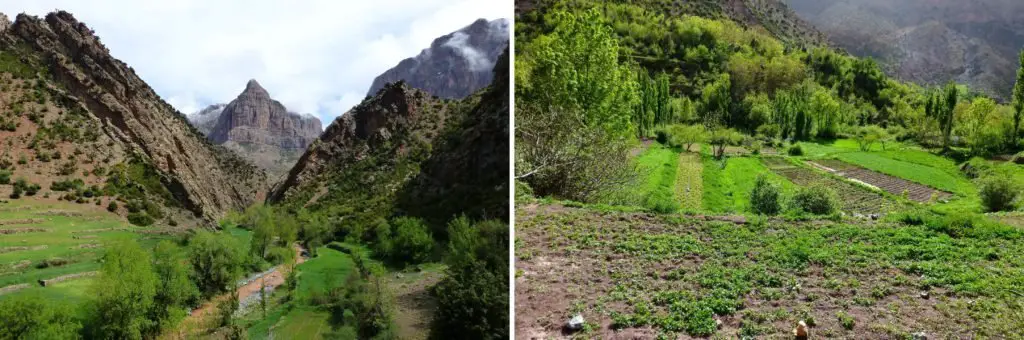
[387, 217, 435, 265]
[127, 212, 154, 226]
[978, 174, 1019, 212]
[750, 175, 781, 215]
[787, 144, 804, 156]
[790, 184, 839, 215]
[0, 170, 9, 184]
[0, 294, 82, 339]
[107, 201, 118, 213]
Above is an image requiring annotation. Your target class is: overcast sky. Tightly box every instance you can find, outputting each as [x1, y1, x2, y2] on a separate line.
[0, 0, 508, 125]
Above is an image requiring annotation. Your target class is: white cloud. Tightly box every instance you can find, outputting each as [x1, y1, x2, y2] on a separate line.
[0, 0, 508, 126]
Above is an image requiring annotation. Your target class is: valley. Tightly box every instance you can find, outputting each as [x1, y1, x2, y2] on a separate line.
[0, 6, 510, 340]
[515, 0, 1024, 338]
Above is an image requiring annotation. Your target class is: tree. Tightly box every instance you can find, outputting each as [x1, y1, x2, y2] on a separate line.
[672, 124, 707, 152]
[854, 125, 886, 151]
[708, 128, 742, 159]
[1013, 50, 1024, 147]
[430, 217, 508, 340]
[940, 82, 959, 151]
[700, 73, 731, 127]
[86, 240, 158, 340]
[0, 295, 82, 339]
[515, 9, 639, 202]
[188, 230, 244, 297]
[150, 240, 199, 332]
[750, 175, 781, 215]
[961, 97, 998, 155]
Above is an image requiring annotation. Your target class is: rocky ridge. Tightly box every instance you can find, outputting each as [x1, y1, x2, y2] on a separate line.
[0, 11, 268, 222]
[366, 18, 509, 99]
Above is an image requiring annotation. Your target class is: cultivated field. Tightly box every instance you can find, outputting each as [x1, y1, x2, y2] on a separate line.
[0, 199, 173, 303]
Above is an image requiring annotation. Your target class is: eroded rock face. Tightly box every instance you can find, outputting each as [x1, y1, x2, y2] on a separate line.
[2, 11, 268, 222]
[366, 18, 509, 99]
[209, 80, 322, 151]
[785, 0, 1024, 99]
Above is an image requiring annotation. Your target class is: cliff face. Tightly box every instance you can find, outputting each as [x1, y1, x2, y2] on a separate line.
[187, 80, 322, 179]
[785, 0, 1024, 99]
[208, 80, 322, 150]
[0, 11, 268, 222]
[366, 18, 509, 99]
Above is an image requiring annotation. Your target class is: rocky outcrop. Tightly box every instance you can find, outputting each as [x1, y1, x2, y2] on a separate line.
[1, 11, 268, 222]
[271, 44, 511, 231]
[366, 18, 509, 99]
[785, 0, 1024, 99]
[396, 47, 510, 224]
[269, 80, 448, 203]
[209, 80, 322, 150]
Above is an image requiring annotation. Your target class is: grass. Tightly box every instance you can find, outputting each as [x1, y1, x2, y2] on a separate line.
[702, 155, 797, 213]
[271, 308, 332, 340]
[610, 142, 681, 212]
[294, 244, 358, 302]
[0, 199, 172, 303]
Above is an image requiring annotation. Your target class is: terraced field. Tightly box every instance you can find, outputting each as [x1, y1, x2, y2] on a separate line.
[0, 200, 174, 302]
[762, 157, 900, 214]
[813, 160, 953, 203]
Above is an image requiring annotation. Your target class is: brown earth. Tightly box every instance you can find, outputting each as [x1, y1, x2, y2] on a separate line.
[812, 159, 953, 203]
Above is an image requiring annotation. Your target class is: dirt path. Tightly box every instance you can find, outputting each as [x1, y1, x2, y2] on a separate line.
[162, 244, 307, 339]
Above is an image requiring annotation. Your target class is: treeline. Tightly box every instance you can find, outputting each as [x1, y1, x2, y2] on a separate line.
[516, 1, 1024, 202]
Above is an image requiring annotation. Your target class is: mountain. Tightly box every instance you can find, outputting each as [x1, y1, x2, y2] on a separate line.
[188, 103, 225, 135]
[366, 18, 509, 99]
[187, 80, 322, 178]
[0, 11, 267, 224]
[785, 0, 1024, 99]
[271, 46, 510, 230]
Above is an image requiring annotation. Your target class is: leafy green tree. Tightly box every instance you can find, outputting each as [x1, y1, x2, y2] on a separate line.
[961, 97, 998, 155]
[854, 125, 887, 151]
[430, 217, 508, 340]
[387, 217, 434, 265]
[0, 294, 82, 339]
[670, 124, 707, 152]
[85, 240, 158, 340]
[700, 73, 731, 127]
[940, 82, 959, 150]
[515, 9, 639, 201]
[188, 230, 244, 297]
[1013, 50, 1024, 146]
[810, 88, 841, 139]
[150, 240, 199, 331]
[709, 128, 742, 159]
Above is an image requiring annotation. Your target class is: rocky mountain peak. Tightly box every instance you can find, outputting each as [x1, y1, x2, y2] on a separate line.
[242, 78, 270, 98]
[366, 18, 509, 99]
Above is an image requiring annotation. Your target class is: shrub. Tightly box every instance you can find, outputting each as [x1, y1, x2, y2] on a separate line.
[0, 294, 82, 338]
[127, 212, 154, 226]
[790, 184, 839, 215]
[107, 201, 118, 213]
[0, 170, 9, 184]
[979, 174, 1019, 212]
[787, 144, 804, 156]
[388, 217, 435, 265]
[431, 218, 508, 340]
[750, 175, 781, 215]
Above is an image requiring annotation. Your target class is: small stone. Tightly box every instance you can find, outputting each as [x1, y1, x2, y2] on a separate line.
[715, 318, 723, 329]
[793, 320, 808, 339]
[920, 291, 929, 299]
[912, 331, 927, 340]
[566, 314, 585, 332]
[869, 214, 880, 220]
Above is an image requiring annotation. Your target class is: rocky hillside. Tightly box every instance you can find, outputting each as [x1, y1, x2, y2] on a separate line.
[785, 0, 1024, 99]
[0, 11, 267, 224]
[272, 45, 510, 231]
[366, 18, 509, 99]
[188, 80, 322, 178]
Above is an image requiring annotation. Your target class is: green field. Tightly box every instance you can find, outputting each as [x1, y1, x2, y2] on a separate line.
[0, 200, 173, 303]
